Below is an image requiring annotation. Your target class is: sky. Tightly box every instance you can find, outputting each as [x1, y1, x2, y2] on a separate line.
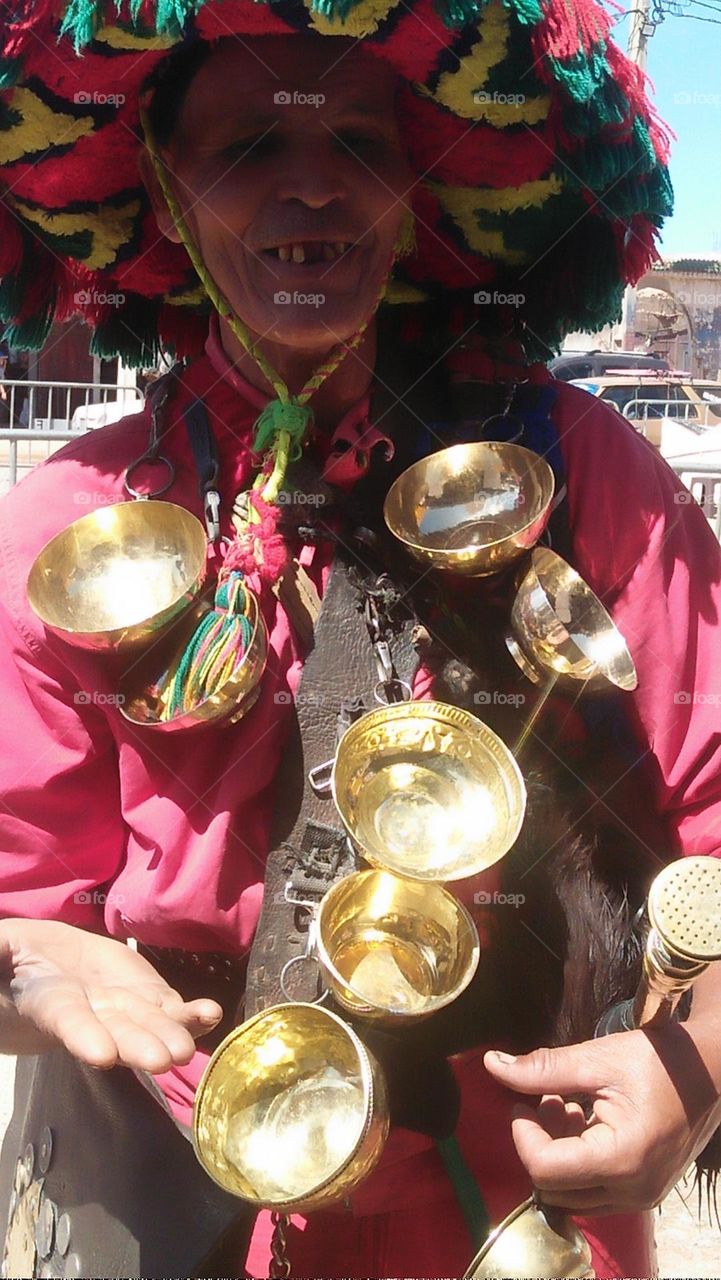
[612, 6, 721, 258]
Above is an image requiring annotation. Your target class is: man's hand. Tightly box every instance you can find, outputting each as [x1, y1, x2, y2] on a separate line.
[485, 1025, 721, 1215]
[0, 919, 223, 1073]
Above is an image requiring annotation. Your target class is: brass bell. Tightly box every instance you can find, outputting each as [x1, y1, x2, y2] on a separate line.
[506, 547, 637, 691]
[117, 589, 268, 730]
[331, 700, 526, 881]
[383, 442, 554, 577]
[193, 1003, 389, 1212]
[315, 868, 480, 1022]
[27, 501, 207, 653]
[464, 1195, 594, 1279]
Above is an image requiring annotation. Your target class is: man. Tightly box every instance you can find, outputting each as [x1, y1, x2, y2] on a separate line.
[0, 2, 720, 1277]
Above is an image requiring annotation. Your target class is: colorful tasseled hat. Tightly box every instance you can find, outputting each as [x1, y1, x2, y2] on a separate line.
[0, 0, 673, 365]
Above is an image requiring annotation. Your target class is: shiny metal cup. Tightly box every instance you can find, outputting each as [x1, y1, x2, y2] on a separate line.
[464, 1195, 594, 1279]
[193, 1003, 389, 1212]
[27, 501, 207, 653]
[316, 869, 480, 1022]
[507, 547, 637, 691]
[384, 442, 554, 577]
[118, 589, 268, 731]
[332, 700, 526, 882]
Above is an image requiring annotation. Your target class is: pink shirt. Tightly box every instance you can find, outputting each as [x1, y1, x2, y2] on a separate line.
[1, 341, 719, 1278]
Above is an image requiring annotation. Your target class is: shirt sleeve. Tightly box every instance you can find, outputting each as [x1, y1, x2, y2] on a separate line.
[0, 596, 126, 929]
[556, 383, 721, 859]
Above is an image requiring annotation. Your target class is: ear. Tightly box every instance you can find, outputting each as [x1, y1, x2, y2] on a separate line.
[137, 146, 182, 245]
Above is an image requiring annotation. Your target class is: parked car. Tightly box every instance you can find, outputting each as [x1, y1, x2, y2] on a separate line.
[569, 372, 721, 452]
[549, 350, 669, 381]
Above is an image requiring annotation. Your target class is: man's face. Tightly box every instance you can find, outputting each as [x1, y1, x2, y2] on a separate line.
[157, 35, 414, 353]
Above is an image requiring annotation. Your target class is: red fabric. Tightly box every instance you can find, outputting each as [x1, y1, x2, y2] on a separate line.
[1, 351, 720, 1277]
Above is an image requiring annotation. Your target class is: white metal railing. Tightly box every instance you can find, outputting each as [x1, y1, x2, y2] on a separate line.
[670, 460, 721, 542]
[622, 397, 721, 431]
[0, 379, 142, 432]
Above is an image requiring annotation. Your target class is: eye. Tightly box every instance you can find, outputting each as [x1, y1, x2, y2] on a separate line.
[222, 134, 276, 160]
[338, 129, 385, 153]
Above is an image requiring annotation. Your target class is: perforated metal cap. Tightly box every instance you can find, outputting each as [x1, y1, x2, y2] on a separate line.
[648, 857, 721, 963]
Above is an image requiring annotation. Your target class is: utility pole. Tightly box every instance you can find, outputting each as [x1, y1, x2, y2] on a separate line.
[621, 0, 654, 347]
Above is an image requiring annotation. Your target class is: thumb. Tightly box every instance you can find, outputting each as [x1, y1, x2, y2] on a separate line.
[484, 1044, 603, 1097]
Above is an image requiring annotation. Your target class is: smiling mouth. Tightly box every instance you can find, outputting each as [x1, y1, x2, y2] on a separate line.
[261, 240, 356, 264]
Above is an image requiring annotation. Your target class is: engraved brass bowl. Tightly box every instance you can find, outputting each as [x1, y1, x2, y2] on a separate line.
[117, 589, 268, 731]
[27, 501, 207, 653]
[316, 869, 480, 1022]
[507, 547, 637, 691]
[193, 1003, 389, 1212]
[383, 442, 554, 577]
[332, 701, 526, 882]
[464, 1196, 594, 1279]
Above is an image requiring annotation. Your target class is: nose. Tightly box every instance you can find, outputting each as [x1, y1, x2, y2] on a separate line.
[275, 134, 346, 208]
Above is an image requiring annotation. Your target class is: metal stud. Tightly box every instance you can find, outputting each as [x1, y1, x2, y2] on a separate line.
[55, 1213, 71, 1257]
[14, 1156, 27, 1195]
[38, 1128, 53, 1175]
[22, 1143, 34, 1183]
[64, 1251, 82, 1277]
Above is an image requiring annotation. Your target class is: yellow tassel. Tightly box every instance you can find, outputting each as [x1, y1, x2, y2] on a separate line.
[393, 207, 417, 259]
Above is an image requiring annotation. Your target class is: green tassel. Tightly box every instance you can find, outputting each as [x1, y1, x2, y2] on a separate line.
[155, 0, 202, 38]
[435, 0, 483, 27]
[251, 398, 313, 455]
[59, 0, 106, 50]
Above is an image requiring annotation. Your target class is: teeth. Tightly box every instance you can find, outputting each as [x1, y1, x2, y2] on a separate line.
[291, 243, 306, 263]
[277, 244, 290, 262]
[322, 243, 336, 262]
[335, 242, 348, 255]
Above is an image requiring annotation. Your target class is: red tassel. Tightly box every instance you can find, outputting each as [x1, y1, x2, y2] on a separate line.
[0, 201, 25, 276]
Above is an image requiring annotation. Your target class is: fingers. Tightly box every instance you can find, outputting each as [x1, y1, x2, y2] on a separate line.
[484, 1044, 605, 1097]
[20, 979, 122, 1069]
[536, 1095, 587, 1141]
[91, 989, 219, 1072]
[510, 1101, 615, 1190]
[156, 991, 224, 1038]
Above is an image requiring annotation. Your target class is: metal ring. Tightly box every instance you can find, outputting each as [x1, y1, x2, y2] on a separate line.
[124, 453, 176, 500]
[279, 953, 328, 1005]
[374, 678, 413, 706]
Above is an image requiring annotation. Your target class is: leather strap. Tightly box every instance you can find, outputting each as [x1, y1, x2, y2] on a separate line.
[243, 546, 419, 1019]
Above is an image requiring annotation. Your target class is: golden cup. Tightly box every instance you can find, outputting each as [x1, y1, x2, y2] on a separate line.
[332, 701, 526, 882]
[506, 547, 637, 691]
[117, 589, 268, 730]
[464, 1195, 594, 1279]
[383, 442, 554, 577]
[27, 501, 207, 653]
[315, 869, 480, 1022]
[193, 1003, 389, 1212]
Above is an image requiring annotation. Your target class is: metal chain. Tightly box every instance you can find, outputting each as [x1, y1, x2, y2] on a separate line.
[269, 1211, 292, 1279]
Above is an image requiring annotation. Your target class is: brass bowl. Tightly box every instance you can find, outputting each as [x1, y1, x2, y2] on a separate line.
[464, 1196, 594, 1279]
[507, 547, 637, 691]
[332, 701, 526, 882]
[193, 1003, 389, 1212]
[118, 589, 268, 730]
[316, 869, 480, 1022]
[27, 501, 207, 653]
[383, 442, 554, 577]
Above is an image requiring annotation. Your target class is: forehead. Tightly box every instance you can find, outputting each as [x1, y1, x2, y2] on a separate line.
[177, 34, 398, 128]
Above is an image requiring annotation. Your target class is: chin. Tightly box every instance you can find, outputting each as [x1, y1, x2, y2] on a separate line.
[265, 306, 368, 349]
